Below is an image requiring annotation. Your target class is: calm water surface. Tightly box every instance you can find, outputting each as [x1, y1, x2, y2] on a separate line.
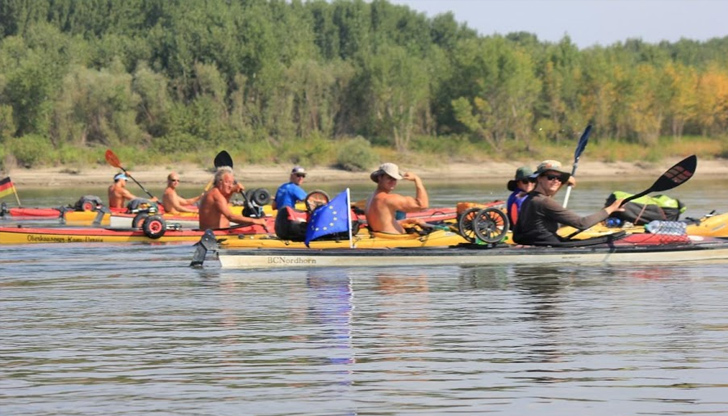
[2, 180, 728, 415]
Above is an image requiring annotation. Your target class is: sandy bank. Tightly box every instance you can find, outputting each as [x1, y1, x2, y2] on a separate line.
[4, 158, 727, 188]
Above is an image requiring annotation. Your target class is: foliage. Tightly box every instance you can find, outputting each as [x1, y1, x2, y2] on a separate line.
[6, 134, 53, 167]
[335, 136, 379, 171]
[0, 0, 727, 169]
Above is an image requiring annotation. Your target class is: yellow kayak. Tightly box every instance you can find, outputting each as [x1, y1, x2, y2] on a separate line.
[63, 205, 249, 227]
[219, 229, 467, 249]
[558, 212, 728, 239]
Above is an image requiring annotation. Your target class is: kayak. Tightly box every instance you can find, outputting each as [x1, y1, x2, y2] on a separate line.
[191, 231, 728, 270]
[0, 222, 269, 245]
[558, 212, 728, 239]
[0, 206, 64, 218]
[220, 228, 467, 249]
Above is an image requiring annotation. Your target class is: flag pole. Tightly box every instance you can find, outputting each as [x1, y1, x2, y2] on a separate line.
[346, 188, 353, 248]
[12, 184, 21, 206]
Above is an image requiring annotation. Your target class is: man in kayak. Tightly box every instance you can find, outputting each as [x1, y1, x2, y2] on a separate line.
[162, 172, 203, 214]
[506, 166, 535, 226]
[272, 166, 308, 240]
[108, 173, 157, 209]
[513, 160, 624, 246]
[198, 166, 267, 230]
[365, 162, 429, 234]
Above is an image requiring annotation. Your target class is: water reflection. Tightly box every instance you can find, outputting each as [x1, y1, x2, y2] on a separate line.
[305, 269, 355, 367]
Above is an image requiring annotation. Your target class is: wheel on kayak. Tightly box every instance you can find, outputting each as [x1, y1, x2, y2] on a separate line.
[143, 215, 166, 239]
[305, 190, 330, 213]
[457, 207, 481, 243]
[473, 208, 510, 244]
[132, 212, 149, 229]
[249, 188, 271, 206]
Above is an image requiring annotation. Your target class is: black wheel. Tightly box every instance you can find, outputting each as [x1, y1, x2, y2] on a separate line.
[250, 188, 271, 206]
[132, 212, 149, 229]
[305, 190, 330, 213]
[457, 207, 481, 243]
[143, 215, 166, 239]
[473, 208, 510, 244]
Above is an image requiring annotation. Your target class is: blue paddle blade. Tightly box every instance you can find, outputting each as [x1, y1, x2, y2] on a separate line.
[574, 124, 592, 161]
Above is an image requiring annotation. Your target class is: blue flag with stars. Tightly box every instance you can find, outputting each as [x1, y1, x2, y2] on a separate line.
[305, 189, 352, 247]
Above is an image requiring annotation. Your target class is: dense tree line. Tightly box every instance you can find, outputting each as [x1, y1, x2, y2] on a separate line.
[1, 0, 727, 168]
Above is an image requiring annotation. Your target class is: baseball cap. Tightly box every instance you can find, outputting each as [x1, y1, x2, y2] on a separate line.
[291, 166, 306, 177]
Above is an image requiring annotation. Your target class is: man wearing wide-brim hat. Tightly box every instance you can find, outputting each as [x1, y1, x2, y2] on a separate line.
[365, 162, 429, 234]
[512, 160, 624, 246]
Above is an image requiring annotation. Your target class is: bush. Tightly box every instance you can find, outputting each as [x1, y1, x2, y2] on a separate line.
[335, 137, 379, 172]
[7, 134, 53, 167]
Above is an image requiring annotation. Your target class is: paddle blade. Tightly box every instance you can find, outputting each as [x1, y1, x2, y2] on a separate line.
[574, 124, 592, 162]
[621, 155, 697, 205]
[214, 151, 233, 169]
[650, 154, 696, 192]
[105, 149, 121, 169]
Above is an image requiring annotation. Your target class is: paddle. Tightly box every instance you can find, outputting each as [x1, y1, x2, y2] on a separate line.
[562, 124, 592, 208]
[619, 154, 697, 206]
[105, 149, 155, 199]
[214, 150, 233, 169]
[205, 151, 234, 191]
[566, 154, 697, 240]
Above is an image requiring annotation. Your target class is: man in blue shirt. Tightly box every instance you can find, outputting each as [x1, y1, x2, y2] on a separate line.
[273, 166, 308, 240]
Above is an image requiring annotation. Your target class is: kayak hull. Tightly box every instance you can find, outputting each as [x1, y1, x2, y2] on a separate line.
[210, 235, 728, 270]
[0, 225, 268, 244]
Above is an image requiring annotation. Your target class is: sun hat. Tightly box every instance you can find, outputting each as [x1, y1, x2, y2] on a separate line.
[530, 160, 571, 182]
[291, 166, 306, 177]
[113, 173, 128, 182]
[507, 166, 534, 192]
[370, 163, 403, 182]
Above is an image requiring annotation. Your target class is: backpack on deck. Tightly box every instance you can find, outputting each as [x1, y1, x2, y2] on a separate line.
[126, 198, 159, 213]
[605, 191, 686, 225]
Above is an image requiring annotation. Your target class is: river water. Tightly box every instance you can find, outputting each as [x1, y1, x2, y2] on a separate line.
[2, 179, 728, 415]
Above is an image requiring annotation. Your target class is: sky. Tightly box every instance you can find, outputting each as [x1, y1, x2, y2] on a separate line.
[387, 0, 728, 48]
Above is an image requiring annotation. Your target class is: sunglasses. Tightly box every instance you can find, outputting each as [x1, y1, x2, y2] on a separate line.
[519, 179, 535, 185]
[295, 174, 306, 178]
[543, 174, 564, 182]
[170, 179, 180, 182]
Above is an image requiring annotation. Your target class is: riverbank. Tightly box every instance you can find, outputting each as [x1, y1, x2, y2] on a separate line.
[4, 158, 727, 187]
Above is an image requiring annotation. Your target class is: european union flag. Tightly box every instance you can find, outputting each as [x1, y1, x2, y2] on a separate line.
[305, 189, 352, 247]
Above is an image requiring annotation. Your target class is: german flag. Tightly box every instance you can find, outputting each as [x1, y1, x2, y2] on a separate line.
[0, 176, 16, 199]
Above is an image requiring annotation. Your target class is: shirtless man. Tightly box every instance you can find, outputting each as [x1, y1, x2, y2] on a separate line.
[365, 163, 429, 234]
[162, 172, 202, 214]
[198, 166, 267, 230]
[108, 173, 157, 209]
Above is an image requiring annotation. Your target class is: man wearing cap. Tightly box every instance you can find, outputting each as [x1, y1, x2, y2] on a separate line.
[272, 166, 308, 211]
[512, 160, 623, 246]
[199, 166, 268, 230]
[365, 162, 429, 234]
[506, 166, 535, 226]
[271, 166, 309, 240]
[108, 172, 157, 209]
[162, 172, 203, 214]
